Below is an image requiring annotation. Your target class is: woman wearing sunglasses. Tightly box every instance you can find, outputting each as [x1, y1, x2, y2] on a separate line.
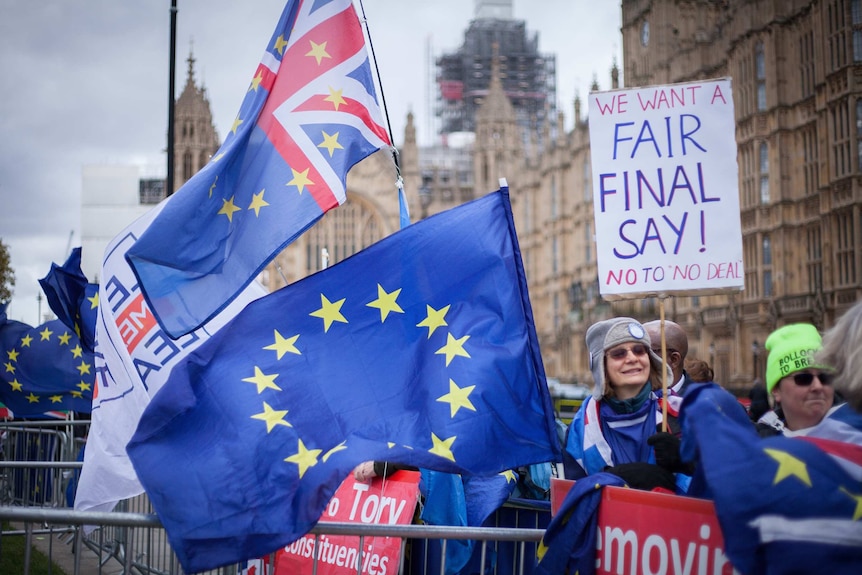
[563, 317, 688, 492]
[763, 323, 835, 436]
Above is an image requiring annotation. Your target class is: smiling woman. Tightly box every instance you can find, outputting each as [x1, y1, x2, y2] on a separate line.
[562, 317, 691, 493]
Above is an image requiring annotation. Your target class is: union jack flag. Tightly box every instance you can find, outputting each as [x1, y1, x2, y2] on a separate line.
[126, 0, 391, 338]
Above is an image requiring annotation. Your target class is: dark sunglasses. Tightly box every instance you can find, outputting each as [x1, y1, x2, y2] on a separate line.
[792, 372, 833, 386]
[607, 344, 648, 360]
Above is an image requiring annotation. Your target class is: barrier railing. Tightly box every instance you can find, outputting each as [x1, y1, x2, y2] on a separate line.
[0, 420, 550, 575]
[1, 506, 546, 575]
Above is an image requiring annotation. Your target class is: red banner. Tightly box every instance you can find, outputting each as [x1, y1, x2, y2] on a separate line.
[274, 470, 420, 575]
[552, 479, 737, 575]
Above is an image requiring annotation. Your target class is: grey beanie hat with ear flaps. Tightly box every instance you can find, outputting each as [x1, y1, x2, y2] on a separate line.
[586, 317, 672, 400]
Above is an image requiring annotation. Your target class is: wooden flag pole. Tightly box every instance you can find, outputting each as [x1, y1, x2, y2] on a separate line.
[659, 296, 669, 432]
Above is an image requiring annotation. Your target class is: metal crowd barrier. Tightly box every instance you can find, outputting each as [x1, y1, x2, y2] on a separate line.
[0, 506, 545, 575]
[0, 421, 550, 575]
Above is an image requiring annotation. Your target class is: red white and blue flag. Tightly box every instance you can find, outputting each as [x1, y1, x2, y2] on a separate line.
[126, 0, 391, 338]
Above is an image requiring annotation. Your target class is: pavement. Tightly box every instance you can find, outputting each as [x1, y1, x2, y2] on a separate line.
[13, 523, 118, 575]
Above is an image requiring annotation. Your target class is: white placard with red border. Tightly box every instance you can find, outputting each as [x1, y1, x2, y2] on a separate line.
[587, 78, 744, 299]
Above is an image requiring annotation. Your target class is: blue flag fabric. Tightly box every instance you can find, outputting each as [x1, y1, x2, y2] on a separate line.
[680, 384, 862, 575]
[0, 305, 95, 416]
[419, 469, 517, 575]
[126, 189, 560, 573]
[125, 0, 391, 339]
[534, 473, 626, 575]
[38, 247, 98, 352]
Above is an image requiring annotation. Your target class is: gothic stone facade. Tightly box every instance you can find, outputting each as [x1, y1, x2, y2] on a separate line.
[265, 0, 862, 395]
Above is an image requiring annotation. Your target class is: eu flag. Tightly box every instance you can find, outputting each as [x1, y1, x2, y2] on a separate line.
[38, 247, 98, 352]
[680, 384, 862, 574]
[534, 473, 626, 575]
[0, 305, 95, 416]
[126, 0, 391, 338]
[126, 189, 561, 573]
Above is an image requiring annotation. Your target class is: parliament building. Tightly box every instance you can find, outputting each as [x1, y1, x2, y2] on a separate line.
[170, 1, 861, 395]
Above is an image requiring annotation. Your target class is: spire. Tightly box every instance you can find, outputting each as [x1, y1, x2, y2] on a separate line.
[611, 57, 619, 89]
[490, 42, 502, 89]
[476, 42, 516, 122]
[185, 41, 196, 89]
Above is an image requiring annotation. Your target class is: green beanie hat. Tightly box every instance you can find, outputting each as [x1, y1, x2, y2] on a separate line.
[764, 323, 824, 393]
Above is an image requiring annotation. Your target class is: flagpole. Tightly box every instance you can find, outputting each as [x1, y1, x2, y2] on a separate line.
[355, 0, 395, 157]
[659, 295, 669, 432]
[167, 0, 178, 196]
[355, 0, 411, 227]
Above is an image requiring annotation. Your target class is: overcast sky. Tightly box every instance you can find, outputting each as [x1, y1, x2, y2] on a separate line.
[0, 0, 621, 325]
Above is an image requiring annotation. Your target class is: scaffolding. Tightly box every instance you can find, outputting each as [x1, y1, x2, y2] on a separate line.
[436, 17, 556, 140]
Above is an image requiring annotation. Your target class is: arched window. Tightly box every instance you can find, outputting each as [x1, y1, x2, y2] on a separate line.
[759, 142, 769, 203]
[182, 150, 193, 182]
[755, 42, 766, 111]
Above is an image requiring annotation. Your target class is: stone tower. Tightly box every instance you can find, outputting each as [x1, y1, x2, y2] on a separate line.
[473, 45, 521, 194]
[173, 50, 220, 193]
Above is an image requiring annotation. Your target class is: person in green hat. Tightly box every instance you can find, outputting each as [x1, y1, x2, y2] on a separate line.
[764, 323, 835, 435]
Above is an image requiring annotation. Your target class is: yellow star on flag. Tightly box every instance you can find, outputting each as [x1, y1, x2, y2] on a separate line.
[273, 34, 288, 56]
[70, 345, 83, 359]
[77, 381, 91, 392]
[251, 402, 292, 433]
[6, 349, 19, 362]
[212, 151, 226, 162]
[765, 448, 812, 487]
[230, 116, 243, 135]
[71, 391, 83, 398]
[324, 86, 346, 110]
[218, 196, 242, 222]
[4, 362, 14, 374]
[9, 379, 22, 392]
[435, 333, 471, 366]
[248, 190, 270, 217]
[437, 378, 476, 417]
[323, 441, 348, 462]
[39, 327, 53, 341]
[310, 294, 348, 332]
[242, 366, 282, 394]
[502, 470, 517, 483]
[287, 167, 314, 194]
[209, 176, 218, 198]
[26, 393, 39, 404]
[417, 304, 450, 338]
[87, 292, 99, 309]
[317, 131, 343, 157]
[21, 334, 32, 347]
[367, 284, 404, 322]
[58, 332, 71, 345]
[249, 71, 263, 92]
[49, 395, 63, 404]
[285, 438, 322, 478]
[306, 40, 331, 65]
[263, 330, 301, 359]
[77, 361, 92, 376]
[429, 433, 456, 462]
[839, 487, 862, 521]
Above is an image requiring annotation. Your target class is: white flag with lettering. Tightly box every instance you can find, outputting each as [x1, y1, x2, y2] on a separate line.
[75, 203, 266, 513]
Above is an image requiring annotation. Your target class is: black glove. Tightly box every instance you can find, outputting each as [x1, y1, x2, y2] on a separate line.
[603, 462, 677, 492]
[648, 432, 695, 475]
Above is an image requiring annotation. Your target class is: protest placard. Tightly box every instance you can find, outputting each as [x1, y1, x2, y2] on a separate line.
[588, 78, 744, 299]
[274, 470, 420, 575]
[551, 480, 735, 575]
